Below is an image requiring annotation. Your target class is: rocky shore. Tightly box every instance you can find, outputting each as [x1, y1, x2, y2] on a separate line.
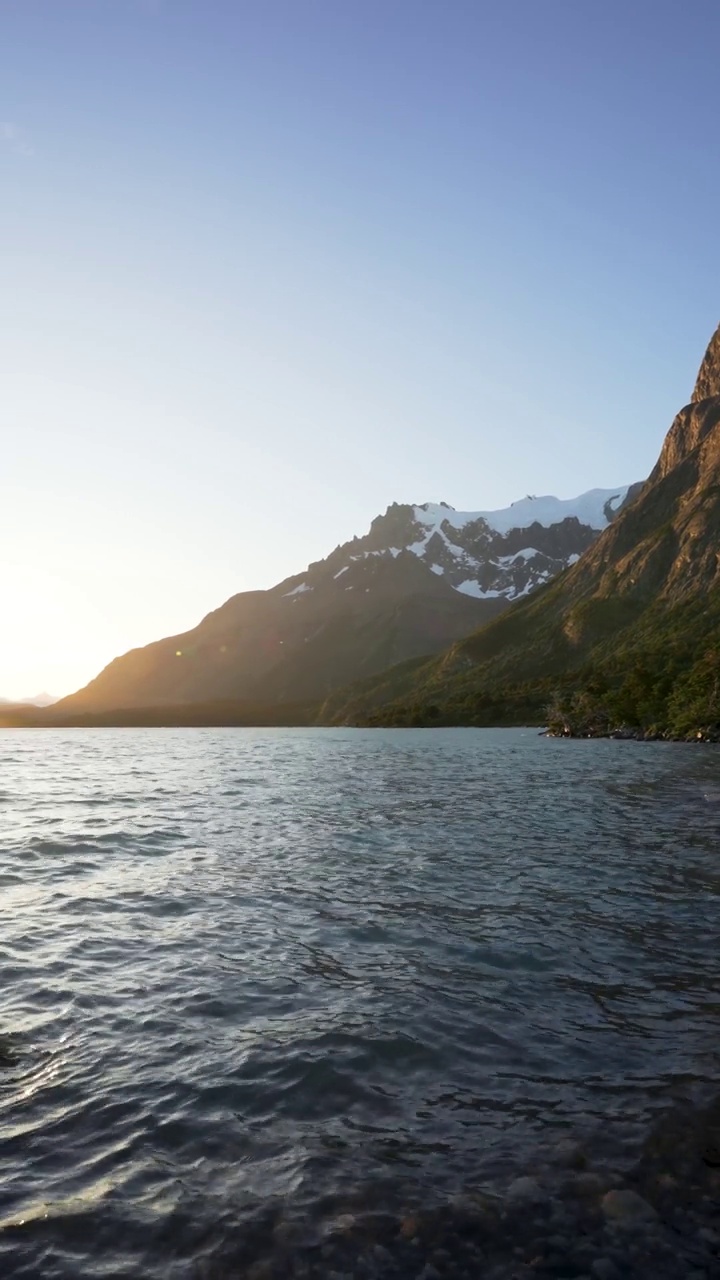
[544, 727, 720, 743]
[209, 1097, 720, 1280]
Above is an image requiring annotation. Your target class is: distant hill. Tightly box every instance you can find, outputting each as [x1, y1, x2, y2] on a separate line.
[0, 693, 58, 707]
[51, 485, 633, 717]
[324, 322, 720, 739]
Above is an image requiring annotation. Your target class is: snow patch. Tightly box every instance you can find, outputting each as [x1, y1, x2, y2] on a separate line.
[512, 580, 539, 599]
[352, 547, 403, 562]
[494, 547, 544, 566]
[283, 582, 312, 596]
[413, 486, 630, 536]
[333, 565, 349, 579]
[454, 580, 502, 599]
[407, 523, 478, 565]
[430, 564, 444, 575]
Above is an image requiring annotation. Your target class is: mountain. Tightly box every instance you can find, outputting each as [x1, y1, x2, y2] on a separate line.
[326, 322, 720, 737]
[0, 693, 58, 707]
[52, 485, 633, 717]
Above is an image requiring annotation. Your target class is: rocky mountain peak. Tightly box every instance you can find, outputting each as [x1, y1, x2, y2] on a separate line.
[325, 319, 720, 733]
[293, 487, 635, 607]
[651, 322, 720, 482]
[691, 320, 720, 402]
[54, 478, 638, 718]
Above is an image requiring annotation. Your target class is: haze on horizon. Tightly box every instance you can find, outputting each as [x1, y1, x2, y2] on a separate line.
[2, 0, 718, 700]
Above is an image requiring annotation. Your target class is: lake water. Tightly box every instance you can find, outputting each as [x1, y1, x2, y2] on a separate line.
[0, 728, 719, 1278]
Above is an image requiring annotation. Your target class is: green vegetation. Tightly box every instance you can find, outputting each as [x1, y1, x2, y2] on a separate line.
[345, 593, 720, 739]
[323, 349, 720, 741]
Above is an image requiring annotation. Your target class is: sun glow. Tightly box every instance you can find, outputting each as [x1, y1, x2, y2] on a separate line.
[0, 564, 119, 701]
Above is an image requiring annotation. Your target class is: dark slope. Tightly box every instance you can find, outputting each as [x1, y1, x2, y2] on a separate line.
[324, 323, 720, 736]
[53, 555, 505, 715]
[53, 487, 627, 717]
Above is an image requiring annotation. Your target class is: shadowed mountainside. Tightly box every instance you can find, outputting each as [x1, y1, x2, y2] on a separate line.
[50, 486, 631, 717]
[321, 322, 720, 737]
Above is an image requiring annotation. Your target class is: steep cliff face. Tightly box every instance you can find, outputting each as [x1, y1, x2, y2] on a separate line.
[325, 322, 720, 733]
[691, 320, 720, 402]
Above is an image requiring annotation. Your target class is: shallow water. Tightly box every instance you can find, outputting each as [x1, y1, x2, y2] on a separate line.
[0, 727, 718, 1278]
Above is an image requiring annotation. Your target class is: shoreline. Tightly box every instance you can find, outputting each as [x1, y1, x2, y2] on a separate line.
[163, 1092, 720, 1279]
[2, 713, 718, 739]
[544, 728, 720, 743]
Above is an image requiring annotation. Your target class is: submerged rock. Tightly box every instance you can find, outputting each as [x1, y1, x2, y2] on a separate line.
[601, 1188, 658, 1223]
[552, 1138, 587, 1170]
[506, 1175, 548, 1204]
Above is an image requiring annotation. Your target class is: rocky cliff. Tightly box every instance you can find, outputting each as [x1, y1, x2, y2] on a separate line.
[325, 322, 720, 736]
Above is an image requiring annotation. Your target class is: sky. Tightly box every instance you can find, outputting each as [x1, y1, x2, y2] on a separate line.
[1, 0, 718, 699]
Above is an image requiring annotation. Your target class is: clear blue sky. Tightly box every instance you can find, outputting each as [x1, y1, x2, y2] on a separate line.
[1, 0, 718, 697]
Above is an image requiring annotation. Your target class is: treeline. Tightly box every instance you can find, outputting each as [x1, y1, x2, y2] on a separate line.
[360, 616, 720, 739]
[545, 646, 720, 740]
[0, 700, 317, 729]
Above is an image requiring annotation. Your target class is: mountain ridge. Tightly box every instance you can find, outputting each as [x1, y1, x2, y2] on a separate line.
[51, 483, 633, 716]
[326, 321, 720, 737]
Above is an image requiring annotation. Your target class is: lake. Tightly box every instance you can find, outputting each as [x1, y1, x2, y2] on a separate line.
[1, 728, 719, 1278]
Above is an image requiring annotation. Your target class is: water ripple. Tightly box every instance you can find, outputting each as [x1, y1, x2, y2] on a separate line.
[0, 727, 719, 1277]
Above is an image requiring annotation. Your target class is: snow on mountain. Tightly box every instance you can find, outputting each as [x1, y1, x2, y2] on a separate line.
[297, 484, 637, 608]
[413, 486, 630, 537]
[53, 482, 640, 716]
